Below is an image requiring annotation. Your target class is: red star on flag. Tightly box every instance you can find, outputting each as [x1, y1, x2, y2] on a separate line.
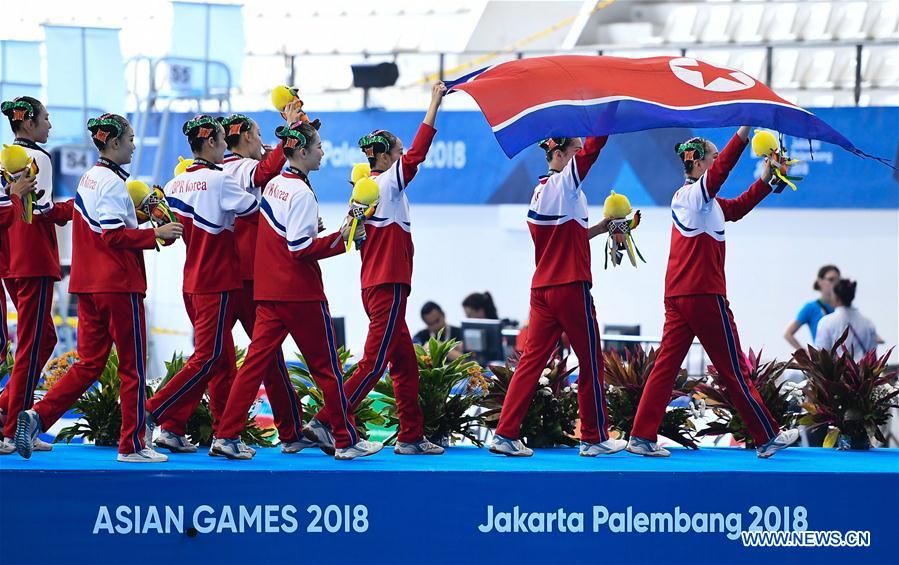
[691, 60, 738, 88]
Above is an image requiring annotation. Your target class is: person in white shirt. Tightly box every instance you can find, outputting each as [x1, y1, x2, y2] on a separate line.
[814, 279, 878, 360]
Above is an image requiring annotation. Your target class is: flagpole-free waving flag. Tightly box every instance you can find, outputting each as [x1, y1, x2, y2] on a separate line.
[446, 55, 869, 160]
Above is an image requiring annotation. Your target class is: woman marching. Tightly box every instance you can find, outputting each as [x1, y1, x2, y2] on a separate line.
[213, 120, 379, 460]
[306, 82, 447, 455]
[15, 114, 182, 462]
[489, 134, 626, 458]
[629, 126, 799, 458]
[0, 97, 73, 453]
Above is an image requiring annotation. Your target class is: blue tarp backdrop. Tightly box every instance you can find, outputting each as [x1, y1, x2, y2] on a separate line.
[57, 106, 899, 208]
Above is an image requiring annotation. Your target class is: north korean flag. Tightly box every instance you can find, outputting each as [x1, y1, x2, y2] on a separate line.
[446, 55, 857, 158]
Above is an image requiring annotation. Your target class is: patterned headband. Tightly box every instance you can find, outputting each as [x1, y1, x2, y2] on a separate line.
[677, 140, 707, 162]
[221, 113, 254, 137]
[358, 131, 391, 158]
[1, 99, 36, 122]
[275, 123, 307, 149]
[539, 137, 568, 152]
[87, 115, 124, 142]
[182, 115, 221, 139]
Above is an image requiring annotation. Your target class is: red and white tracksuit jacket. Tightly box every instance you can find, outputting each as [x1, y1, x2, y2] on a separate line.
[1, 139, 73, 439]
[315, 123, 437, 443]
[31, 160, 157, 453]
[495, 136, 612, 444]
[220, 146, 304, 443]
[219, 169, 357, 448]
[146, 161, 258, 437]
[632, 134, 780, 446]
[0, 191, 18, 363]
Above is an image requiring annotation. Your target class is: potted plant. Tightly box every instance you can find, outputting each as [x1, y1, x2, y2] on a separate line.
[792, 330, 898, 450]
[375, 337, 488, 446]
[694, 349, 800, 448]
[55, 350, 123, 446]
[481, 349, 580, 448]
[288, 346, 390, 442]
[603, 345, 699, 449]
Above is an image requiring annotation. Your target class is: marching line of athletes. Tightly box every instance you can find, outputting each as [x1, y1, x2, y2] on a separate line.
[0, 82, 799, 463]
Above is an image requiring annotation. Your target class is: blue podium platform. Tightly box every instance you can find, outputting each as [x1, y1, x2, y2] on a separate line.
[1, 446, 897, 565]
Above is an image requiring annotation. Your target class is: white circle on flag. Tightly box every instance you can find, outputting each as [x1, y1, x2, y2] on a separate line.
[669, 57, 756, 92]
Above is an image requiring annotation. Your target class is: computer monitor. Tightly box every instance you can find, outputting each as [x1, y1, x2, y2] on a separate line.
[330, 316, 347, 351]
[461, 318, 505, 365]
[602, 324, 641, 358]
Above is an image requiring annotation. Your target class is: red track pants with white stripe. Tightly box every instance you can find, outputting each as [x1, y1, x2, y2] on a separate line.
[632, 294, 779, 446]
[315, 283, 424, 444]
[496, 281, 610, 444]
[2, 277, 57, 439]
[1, 280, 8, 362]
[232, 280, 303, 443]
[32, 293, 149, 454]
[219, 300, 357, 448]
[0, 280, 11, 424]
[146, 291, 236, 437]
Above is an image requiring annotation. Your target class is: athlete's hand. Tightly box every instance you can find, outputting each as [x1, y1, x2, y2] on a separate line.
[317, 216, 325, 233]
[761, 157, 775, 184]
[352, 222, 367, 243]
[431, 82, 447, 106]
[339, 213, 366, 244]
[155, 222, 184, 241]
[282, 100, 304, 125]
[8, 175, 36, 198]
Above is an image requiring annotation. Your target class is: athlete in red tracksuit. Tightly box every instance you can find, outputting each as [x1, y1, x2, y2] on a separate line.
[145, 115, 258, 449]
[0, 97, 73, 449]
[214, 120, 381, 460]
[14, 114, 183, 462]
[308, 82, 446, 456]
[628, 127, 798, 459]
[0, 173, 36, 453]
[150, 110, 307, 454]
[490, 135, 627, 458]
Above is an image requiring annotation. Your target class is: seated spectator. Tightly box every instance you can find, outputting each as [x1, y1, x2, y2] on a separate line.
[414, 301, 463, 360]
[462, 291, 499, 319]
[415, 301, 463, 344]
[462, 291, 518, 328]
[784, 264, 839, 350]
[815, 279, 878, 360]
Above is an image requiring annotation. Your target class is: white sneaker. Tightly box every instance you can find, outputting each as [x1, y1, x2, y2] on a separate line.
[626, 436, 671, 457]
[0, 437, 15, 455]
[14, 410, 43, 459]
[32, 437, 53, 452]
[208, 438, 256, 457]
[488, 434, 533, 457]
[757, 429, 800, 459]
[394, 438, 445, 455]
[335, 439, 383, 460]
[117, 448, 168, 463]
[154, 429, 198, 453]
[303, 418, 336, 455]
[144, 411, 155, 447]
[210, 438, 254, 460]
[580, 438, 627, 456]
[281, 436, 317, 454]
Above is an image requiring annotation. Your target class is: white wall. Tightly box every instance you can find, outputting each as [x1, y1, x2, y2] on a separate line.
[143, 204, 898, 376]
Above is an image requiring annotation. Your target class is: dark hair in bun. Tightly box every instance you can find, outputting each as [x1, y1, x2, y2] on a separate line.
[833, 279, 857, 307]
